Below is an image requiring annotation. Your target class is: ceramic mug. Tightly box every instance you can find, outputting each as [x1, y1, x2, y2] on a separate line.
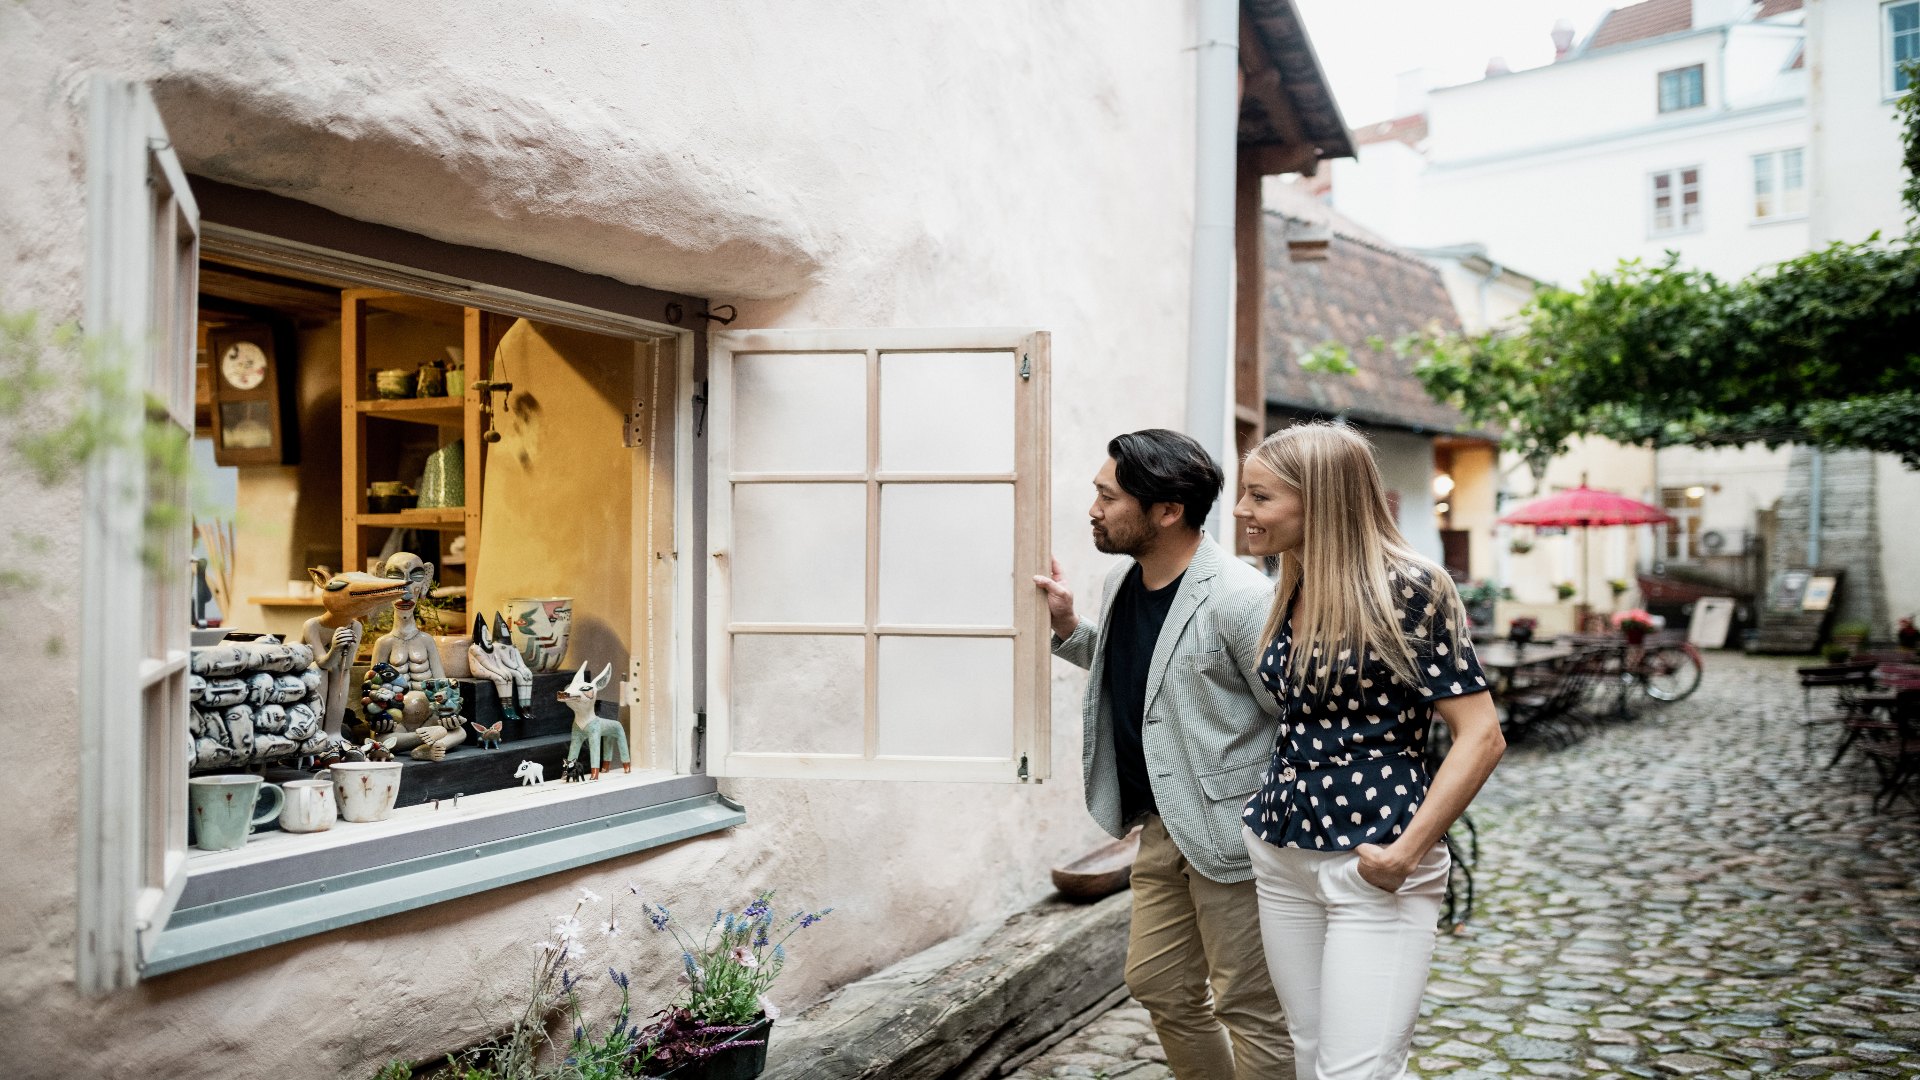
[280, 777, 338, 833]
[188, 775, 284, 851]
[328, 760, 404, 823]
[373, 368, 417, 399]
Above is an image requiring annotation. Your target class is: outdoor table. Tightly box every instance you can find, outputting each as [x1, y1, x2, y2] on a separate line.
[1474, 641, 1578, 675]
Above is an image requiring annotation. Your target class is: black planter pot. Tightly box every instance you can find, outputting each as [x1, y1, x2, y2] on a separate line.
[651, 1016, 772, 1080]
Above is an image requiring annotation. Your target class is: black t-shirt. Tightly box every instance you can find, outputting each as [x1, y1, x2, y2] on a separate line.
[1104, 565, 1185, 823]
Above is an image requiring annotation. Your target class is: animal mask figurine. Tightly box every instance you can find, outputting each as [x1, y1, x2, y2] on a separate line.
[469, 612, 533, 720]
[300, 570, 408, 738]
[469, 719, 503, 750]
[560, 662, 630, 780]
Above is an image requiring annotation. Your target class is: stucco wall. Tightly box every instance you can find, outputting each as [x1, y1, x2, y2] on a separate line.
[0, 2, 1201, 1077]
[1807, 0, 1911, 244]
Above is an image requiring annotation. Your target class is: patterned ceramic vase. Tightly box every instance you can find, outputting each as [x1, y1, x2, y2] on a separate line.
[506, 597, 573, 673]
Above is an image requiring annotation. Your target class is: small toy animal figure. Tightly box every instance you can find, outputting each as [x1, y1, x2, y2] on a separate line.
[513, 760, 545, 786]
[562, 757, 591, 783]
[469, 720, 504, 750]
[560, 662, 631, 780]
[469, 613, 534, 721]
[301, 570, 408, 737]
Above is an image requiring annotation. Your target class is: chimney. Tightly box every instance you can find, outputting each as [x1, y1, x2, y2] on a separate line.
[1551, 19, 1575, 60]
[1485, 56, 1511, 77]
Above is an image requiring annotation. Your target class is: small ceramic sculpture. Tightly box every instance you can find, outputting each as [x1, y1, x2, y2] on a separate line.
[513, 760, 545, 786]
[560, 662, 630, 780]
[369, 553, 467, 761]
[506, 596, 574, 673]
[468, 719, 504, 750]
[469, 612, 533, 720]
[301, 570, 408, 738]
[187, 638, 349, 770]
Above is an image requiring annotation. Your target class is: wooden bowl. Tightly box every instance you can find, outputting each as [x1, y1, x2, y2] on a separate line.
[1051, 825, 1143, 901]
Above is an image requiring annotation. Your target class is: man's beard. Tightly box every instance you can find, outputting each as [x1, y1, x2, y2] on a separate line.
[1092, 519, 1151, 556]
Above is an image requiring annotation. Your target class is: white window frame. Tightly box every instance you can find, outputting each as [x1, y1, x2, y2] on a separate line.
[1750, 147, 1807, 222]
[1661, 487, 1706, 562]
[1649, 166, 1704, 237]
[1657, 64, 1706, 113]
[1889, 0, 1920, 98]
[78, 77, 200, 994]
[705, 328, 1052, 784]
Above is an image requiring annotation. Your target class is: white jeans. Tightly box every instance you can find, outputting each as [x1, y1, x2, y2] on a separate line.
[1243, 825, 1450, 1080]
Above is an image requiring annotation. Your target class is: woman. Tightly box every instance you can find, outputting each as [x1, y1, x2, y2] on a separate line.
[1233, 423, 1505, 1080]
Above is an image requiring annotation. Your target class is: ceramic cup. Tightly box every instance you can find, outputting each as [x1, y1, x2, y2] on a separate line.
[279, 777, 338, 833]
[373, 368, 417, 399]
[505, 596, 574, 674]
[328, 760, 404, 823]
[188, 775, 284, 851]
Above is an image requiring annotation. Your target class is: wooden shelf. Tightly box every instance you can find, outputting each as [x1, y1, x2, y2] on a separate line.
[358, 508, 467, 530]
[358, 397, 465, 427]
[248, 595, 326, 607]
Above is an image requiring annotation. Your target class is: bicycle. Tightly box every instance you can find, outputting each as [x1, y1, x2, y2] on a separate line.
[1624, 638, 1703, 702]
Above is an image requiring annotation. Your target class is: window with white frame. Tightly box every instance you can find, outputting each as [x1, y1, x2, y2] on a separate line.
[1661, 486, 1705, 561]
[1650, 167, 1703, 235]
[85, 79, 1053, 988]
[1658, 64, 1705, 112]
[1891, 1, 1919, 95]
[1752, 148, 1807, 221]
[705, 330, 1052, 784]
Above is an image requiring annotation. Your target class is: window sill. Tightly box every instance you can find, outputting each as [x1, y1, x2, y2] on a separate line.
[1749, 213, 1808, 227]
[146, 774, 742, 977]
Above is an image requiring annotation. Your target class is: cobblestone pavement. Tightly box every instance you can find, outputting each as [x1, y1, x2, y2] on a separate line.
[1015, 653, 1920, 1080]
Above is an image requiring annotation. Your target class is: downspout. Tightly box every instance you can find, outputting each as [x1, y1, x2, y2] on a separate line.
[1186, 0, 1239, 538]
[1808, 447, 1824, 566]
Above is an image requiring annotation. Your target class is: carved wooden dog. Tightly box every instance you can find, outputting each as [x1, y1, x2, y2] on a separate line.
[560, 663, 630, 780]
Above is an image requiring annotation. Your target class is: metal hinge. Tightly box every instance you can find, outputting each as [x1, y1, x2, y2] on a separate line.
[1019, 352, 1031, 380]
[693, 381, 710, 438]
[622, 399, 647, 447]
[1018, 752, 1029, 781]
[693, 711, 708, 773]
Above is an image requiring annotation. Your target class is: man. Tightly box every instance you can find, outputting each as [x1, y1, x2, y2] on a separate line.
[1034, 429, 1289, 1080]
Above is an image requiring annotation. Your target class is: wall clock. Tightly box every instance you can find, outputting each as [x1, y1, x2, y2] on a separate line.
[206, 320, 299, 466]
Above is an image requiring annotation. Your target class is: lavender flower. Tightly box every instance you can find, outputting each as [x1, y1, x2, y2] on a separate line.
[609, 967, 630, 990]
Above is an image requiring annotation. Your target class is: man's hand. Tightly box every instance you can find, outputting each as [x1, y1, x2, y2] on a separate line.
[1031, 557, 1079, 641]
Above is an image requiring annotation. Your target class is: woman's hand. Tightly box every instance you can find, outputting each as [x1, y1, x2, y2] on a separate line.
[1354, 842, 1416, 893]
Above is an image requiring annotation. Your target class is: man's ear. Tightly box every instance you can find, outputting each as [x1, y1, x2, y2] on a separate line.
[1149, 501, 1187, 530]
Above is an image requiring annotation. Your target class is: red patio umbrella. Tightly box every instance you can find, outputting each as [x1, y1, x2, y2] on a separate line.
[1499, 483, 1673, 621]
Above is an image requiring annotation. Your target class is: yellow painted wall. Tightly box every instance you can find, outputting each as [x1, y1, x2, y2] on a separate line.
[473, 319, 639, 680]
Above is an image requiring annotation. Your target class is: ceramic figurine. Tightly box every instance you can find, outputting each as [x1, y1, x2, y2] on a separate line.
[560, 662, 630, 780]
[505, 596, 574, 673]
[301, 569, 408, 737]
[469, 719, 504, 750]
[373, 553, 447, 683]
[562, 757, 591, 783]
[513, 760, 545, 786]
[352, 662, 408, 743]
[469, 612, 533, 721]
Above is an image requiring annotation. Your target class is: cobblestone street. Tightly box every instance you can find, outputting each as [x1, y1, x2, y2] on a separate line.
[1016, 653, 1920, 1080]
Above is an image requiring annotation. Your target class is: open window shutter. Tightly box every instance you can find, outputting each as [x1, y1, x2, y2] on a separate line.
[78, 78, 199, 992]
[707, 329, 1050, 783]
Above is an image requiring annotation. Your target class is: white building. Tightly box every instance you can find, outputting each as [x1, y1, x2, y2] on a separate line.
[1324, 0, 1920, 641]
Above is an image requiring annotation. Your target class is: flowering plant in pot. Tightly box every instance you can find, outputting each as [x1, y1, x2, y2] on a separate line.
[1900, 616, 1920, 651]
[1611, 608, 1655, 645]
[1507, 616, 1538, 647]
[1553, 581, 1578, 601]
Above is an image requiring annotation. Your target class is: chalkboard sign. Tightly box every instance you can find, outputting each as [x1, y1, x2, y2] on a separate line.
[1769, 569, 1810, 613]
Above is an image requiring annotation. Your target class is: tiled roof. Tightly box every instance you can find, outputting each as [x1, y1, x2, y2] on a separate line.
[1586, 0, 1691, 51]
[1756, 0, 1804, 19]
[1260, 194, 1479, 436]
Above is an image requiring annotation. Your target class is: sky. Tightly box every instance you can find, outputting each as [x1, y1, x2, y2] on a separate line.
[1292, 0, 1622, 127]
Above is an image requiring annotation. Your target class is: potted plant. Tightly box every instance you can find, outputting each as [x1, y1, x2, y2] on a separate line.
[1831, 620, 1871, 652]
[1457, 580, 1509, 631]
[1899, 616, 1920, 652]
[1611, 608, 1655, 646]
[1508, 537, 1535, 555]
[1507, 616, 1538, 648]
[1554, 581, 1578, 601]
[1608, 578, 1630, 601]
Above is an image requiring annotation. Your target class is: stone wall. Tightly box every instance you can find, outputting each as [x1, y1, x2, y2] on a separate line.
[1768, 447, 1886, 639]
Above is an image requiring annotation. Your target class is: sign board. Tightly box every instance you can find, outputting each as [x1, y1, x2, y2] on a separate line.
[1689, 597, 1736, 649]
[1768, 569, 1811, 613]
[1801, 576, 1837, 612]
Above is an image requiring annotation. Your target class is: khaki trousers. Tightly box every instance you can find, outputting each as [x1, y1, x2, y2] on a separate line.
[1127, 814, 1292, 1080]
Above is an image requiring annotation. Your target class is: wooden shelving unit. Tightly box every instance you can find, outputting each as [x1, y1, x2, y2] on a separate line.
[341, 290, 502, 598]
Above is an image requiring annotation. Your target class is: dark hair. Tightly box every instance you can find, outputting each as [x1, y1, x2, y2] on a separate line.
[1106, 429, 1223, 531]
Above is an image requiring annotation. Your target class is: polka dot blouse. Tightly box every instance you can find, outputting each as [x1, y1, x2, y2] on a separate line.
[1241, 565, 1488, 852]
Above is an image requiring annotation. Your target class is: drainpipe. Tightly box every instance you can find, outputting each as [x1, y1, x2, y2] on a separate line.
[1186, 0, 1239, 538]
[1808, 447, 1824, 566]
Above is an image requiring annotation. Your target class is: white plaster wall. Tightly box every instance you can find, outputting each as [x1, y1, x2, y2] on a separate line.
[1370, 428, 1442, 565]
[1876, 455, 1920, 631]
[1657, 443, 1792, 541]
[1807, 0, 1912, 243]
[0, 2, 1201, 1076]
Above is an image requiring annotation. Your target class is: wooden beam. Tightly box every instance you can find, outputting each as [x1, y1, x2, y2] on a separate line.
[1243, 141, 1322, 177]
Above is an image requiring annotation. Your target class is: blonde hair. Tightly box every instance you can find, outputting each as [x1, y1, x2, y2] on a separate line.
[1248, 422, 1469, 697]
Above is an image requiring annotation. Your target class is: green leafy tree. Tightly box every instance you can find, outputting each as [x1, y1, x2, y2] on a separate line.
[1411, 65, 1920, 469]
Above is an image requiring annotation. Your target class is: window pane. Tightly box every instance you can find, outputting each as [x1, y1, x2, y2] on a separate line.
[1782, 149, 1806, 213]
[1893, 1, 1919, 32]
[879, 351, 1016, 473]
[878, 483, 1015, 626]
[1684, 66, 1703, 107]
[1753, 153, 1775, 217]
[731, 634, 865, 753]
[875, 636, 1014, 758]
[730, 483, 866, 623]
[732, 352, 866, 473]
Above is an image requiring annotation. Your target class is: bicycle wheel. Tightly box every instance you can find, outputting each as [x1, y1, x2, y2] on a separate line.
[1642, 645, 1703, 702]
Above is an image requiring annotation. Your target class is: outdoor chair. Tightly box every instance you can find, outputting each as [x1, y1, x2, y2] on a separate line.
[1797, 660, 1879, 760]
[1501, 645, 1615, 749]
[1850, 688, 1920, 812]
